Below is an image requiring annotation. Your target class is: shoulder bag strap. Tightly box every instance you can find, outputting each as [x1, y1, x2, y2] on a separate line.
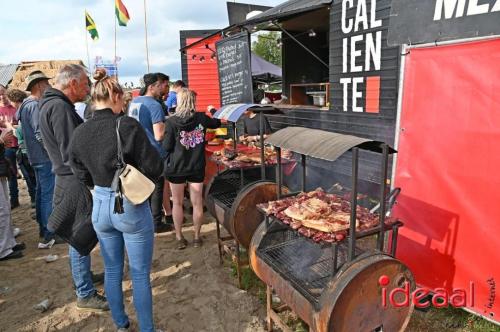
[113, 116, 125, 214]
[115, 116, 125, 167]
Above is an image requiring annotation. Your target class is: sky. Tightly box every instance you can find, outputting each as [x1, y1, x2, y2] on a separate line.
[0, 0, 283, 86]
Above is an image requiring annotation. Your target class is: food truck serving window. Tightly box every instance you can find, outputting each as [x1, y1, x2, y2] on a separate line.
[279, 7, 331, 109]
[267, 0, 399, 114]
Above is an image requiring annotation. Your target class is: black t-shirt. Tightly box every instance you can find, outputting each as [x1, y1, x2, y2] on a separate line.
[243, 113, 272, 136]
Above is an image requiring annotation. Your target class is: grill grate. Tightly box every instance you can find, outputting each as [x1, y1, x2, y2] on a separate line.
[210, 170, 264, 196]
[209, 167, 276, 210]
[257, 227, 363, 307]
[213, 191, 239, 209]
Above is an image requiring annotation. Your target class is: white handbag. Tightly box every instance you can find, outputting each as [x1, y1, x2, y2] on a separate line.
[119, 164, 155, 205]
[112, 117, 155, 212]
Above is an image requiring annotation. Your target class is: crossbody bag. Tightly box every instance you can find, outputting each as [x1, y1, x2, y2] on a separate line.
[112, 117, 155, 213]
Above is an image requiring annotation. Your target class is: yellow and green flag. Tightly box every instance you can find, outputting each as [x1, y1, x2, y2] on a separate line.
[85, 11, 99, 40]
[115, 0, 130, 27]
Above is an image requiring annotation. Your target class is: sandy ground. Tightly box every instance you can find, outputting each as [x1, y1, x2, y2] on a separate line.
[0, 183, 267, 332]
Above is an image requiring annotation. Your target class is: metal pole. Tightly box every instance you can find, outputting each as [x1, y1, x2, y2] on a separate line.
[276, 147, 282, 199]
[391, 224, 399, 257]
[377, 144, 389, 251]
[260, 112, 265, 180]
[348, 148, 359, 262]
[301, 154, 306, 192]
[114, 15, 119, 82]
[272, 22, 329, 69]
[391, 44, 407, 187]
[232, 122, 237, 151]
[332, 242, 338, 274]
[143, 0, 150, 72]
[85, 23, 91, 71]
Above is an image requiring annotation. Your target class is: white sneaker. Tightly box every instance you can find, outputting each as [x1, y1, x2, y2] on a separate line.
[38, 239, 55, 249]
[44, 254, 59, 263]
[13, 228, 20, 237]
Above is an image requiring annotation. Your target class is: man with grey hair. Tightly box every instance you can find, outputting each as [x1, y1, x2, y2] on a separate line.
[39, 64, 108, 312]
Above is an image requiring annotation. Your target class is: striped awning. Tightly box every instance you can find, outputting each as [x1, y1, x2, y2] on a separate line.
[213, 104, 282, 122]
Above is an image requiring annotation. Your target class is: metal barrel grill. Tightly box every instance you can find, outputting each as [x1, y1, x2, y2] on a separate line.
[249, 127, 415, 332]
[205, 104, 285, 287]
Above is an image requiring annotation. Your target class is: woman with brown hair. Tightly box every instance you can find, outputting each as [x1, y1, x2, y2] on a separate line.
[163, 88, 221, 249]
[70, 69, 163, 331]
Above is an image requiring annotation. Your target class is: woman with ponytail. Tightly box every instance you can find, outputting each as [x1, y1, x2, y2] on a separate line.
[70, 69, 163, 332]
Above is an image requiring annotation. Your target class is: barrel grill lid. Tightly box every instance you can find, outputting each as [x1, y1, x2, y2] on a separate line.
[213, 103, 282, 122]
[265, 127, 396, 162]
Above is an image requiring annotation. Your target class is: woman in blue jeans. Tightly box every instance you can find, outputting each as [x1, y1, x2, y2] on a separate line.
[70, 69, 163, 332]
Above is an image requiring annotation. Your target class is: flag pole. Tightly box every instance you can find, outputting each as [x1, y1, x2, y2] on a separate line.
[143, 0, 150, 72]
[85, 11, 91, 71]
[114, 12, 119, 82]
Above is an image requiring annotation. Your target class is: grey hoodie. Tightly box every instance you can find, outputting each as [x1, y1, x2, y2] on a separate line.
[39, 88, 83, 176]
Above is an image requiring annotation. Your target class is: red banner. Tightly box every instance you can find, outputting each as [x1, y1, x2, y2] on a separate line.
[394, 38, 500, 321]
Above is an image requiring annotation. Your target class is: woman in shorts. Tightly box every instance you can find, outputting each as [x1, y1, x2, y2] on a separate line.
[163, 88, 220, 249]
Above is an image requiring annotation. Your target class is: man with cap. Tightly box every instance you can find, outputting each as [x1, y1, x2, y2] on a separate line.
[128, 73, 171, 233]
[16, 71, 56, 242]
[0, 84, 20, 208]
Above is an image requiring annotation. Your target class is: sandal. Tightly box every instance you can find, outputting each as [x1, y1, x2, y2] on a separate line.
[177, 238, 188, 250]
[193, 238, 203, 248]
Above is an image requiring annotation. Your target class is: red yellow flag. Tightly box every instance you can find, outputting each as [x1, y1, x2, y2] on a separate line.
[115, 0, 130, 26]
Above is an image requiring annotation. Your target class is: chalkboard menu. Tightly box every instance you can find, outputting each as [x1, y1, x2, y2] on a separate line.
[216, 32, 253, 106]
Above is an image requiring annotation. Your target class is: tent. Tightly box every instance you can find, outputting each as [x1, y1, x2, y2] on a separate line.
[251, 52, 282, 84]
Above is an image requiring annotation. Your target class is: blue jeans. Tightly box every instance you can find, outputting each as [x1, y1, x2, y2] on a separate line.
[92, 186, 155, 331]
[32, 162, 55, 240]
[17, 153, 36, 202]
[5, 148, 18, 203]
[54, 175, 95, 299]
[69, 245, 95, 299]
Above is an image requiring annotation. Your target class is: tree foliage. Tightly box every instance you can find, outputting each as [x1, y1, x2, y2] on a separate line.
[251, 31, 282, 67]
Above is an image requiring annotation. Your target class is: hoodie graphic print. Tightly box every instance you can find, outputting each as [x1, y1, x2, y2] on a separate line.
[180, 124, 204, 149]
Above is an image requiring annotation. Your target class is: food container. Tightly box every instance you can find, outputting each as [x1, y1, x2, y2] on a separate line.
[306, 91, 327, 106]
[313, 94, 326, 106]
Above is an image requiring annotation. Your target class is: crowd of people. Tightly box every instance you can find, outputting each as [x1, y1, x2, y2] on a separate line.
[0, 64, 220, 332]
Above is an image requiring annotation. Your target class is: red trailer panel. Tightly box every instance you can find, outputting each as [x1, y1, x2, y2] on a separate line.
[186, 36, 221, 112]
[394, 38, 500, 322]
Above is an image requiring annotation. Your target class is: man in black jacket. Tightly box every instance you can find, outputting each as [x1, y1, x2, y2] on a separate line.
[39, 64, 108, 312]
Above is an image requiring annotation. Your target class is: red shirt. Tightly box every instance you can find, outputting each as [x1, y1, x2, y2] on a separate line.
[0, 104, 19, 148]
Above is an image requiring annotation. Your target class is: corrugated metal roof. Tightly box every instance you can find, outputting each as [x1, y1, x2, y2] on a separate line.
[0, 64, 19, 87]
[246, 0, 332, 25]
[265, 127, 395, 161]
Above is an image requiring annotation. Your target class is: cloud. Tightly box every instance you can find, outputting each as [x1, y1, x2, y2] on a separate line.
[0, 0, 284, 84]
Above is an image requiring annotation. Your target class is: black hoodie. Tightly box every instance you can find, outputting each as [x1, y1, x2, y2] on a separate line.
[163, 112, 221, 177]
[39, 88, 83, 176]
